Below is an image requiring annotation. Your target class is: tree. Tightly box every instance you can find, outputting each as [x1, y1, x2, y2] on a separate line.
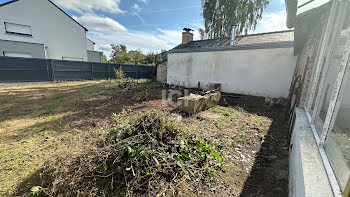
[128, 50, 146, 64]
[110, 44, 128, 64]
[145, 51, 162, 65]
[103, 55, 108, 63]
[201, 0, 269, 38]
[109, 44, 162, 65]
[198, 28, 207, 40]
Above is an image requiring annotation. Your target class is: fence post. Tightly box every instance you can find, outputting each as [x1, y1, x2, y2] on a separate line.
[51, 59, 56, 81]
[108, 64, 111, 80]
[45, 59, 50, 81]
[91, 62, 94, 80]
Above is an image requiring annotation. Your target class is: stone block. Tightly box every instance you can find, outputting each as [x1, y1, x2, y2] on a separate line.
[177, 92, 221, 114]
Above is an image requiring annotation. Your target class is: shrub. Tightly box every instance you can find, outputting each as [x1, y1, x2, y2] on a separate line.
[113, 67, 125, 80]
[36, 111, 224, 196]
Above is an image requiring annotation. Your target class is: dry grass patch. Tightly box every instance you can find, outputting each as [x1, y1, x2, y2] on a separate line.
[0, 81, 289, 197]
[0, 80, 159, 196]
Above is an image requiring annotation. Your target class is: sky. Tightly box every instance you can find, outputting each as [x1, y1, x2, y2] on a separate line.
[0, 0, 289, 58]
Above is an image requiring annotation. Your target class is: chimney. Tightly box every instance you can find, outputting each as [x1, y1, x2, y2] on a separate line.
[230, 25, 238, 46]
[182, 28, 194, 44]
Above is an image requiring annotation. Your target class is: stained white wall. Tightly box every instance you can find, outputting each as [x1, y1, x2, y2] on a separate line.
[167, 47, 297, 98]
[0, 0, 88, 61]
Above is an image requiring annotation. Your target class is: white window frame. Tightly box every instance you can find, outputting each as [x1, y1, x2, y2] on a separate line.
[62, 57, 83, 61]
[3, 51, 33, 58]
[304, 0, 350, 196]
[4, 22, 32, 36]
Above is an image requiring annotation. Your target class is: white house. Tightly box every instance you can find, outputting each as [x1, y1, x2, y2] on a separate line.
[0, 0, 103, 62]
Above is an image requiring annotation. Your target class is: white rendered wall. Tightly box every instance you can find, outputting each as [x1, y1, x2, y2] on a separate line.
[0, 0, 88, 61]
[87, 39, 95, 51]
[167, 47, 297, 98]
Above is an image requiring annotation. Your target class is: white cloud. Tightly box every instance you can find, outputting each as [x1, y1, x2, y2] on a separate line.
[90, 28, 181, 57]
[74, 14, 187, 57]
[280, 0, 286, 6]
[253, 10, 288, 33]
[138, 0, 149, 4]
[52, 0, 124, 14]
[132, 4, 141, 12]
[73, 14, 127, 32]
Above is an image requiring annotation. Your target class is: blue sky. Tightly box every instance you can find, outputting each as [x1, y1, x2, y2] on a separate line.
[0, 0, 289, 58]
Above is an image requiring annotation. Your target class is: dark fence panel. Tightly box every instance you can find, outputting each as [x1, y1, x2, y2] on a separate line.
[53, 60, 93, 81]
[0, 56, 50, 81]
[0, 56, 156, 82]
[92, 63, 110, 80]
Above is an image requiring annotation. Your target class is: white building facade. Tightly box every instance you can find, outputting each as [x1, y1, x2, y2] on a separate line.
[0, 0, 102, 62]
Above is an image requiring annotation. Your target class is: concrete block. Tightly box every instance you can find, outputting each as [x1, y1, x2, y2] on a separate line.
[177, 92, 221, 114]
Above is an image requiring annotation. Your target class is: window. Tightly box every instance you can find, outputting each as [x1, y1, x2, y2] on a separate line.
[62, 57, 83, 61]
[304, 0, 350, 196]
[325, 74, 350, 191]
[3, 52, 32, 58]
[4, 22, 32, 36]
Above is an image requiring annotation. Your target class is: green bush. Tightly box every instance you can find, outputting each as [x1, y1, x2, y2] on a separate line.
[113, 67, 125, 80]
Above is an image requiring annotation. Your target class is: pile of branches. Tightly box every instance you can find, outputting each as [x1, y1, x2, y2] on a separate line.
[44, 111, 223, 196]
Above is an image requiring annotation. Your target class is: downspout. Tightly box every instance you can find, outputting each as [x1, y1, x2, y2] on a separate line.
[230, 25, 238, 46]
[44, 45, 48, 59]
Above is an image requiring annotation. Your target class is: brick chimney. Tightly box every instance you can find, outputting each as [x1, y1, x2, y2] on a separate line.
[182, 28, 194, 44]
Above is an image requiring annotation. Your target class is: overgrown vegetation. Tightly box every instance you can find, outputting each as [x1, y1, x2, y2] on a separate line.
[0, 81, 287, 196]
[34, 111, 223, 196]
[113, 67, 125, 80]
[108, 44, 163, 65]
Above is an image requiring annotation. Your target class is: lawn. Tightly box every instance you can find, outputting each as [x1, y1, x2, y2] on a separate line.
[0, 80, 289, 196]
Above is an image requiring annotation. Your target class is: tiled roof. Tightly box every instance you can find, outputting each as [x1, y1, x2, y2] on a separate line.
[174, 30, 294, 50]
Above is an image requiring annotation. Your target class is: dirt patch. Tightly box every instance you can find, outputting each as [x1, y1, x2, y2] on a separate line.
[0, 81, 289, 197]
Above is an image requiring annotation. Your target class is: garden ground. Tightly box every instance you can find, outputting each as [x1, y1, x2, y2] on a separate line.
[0, 80, 289, 196]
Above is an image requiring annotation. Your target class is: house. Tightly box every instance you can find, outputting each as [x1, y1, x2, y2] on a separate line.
[285, 0, 350, 196]
[0, 0, 103, 62]
[162, 29, 297, 98]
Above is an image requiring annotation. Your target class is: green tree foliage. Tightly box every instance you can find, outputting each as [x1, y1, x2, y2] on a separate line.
[201, 0, 269, 38]
[145, 51, 162, 65]
[109, 44, 162, 65]
[198, 28, 206, 40]
[103, 55, 108, 63]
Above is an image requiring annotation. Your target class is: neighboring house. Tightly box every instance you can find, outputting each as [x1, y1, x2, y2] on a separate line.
[0, 0, 103, 62]
[164, 29, 297, 98]
[285, 0, 350, 196]
[87, 38, 104, 63]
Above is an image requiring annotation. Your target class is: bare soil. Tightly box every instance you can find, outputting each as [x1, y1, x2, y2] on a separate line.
[0, 80, 289, 196]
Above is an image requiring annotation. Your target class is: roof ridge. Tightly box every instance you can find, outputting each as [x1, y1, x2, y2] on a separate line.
[0, 0, 88, 31]
[0, 0, 19, 7]
[190, 29, 294, 43]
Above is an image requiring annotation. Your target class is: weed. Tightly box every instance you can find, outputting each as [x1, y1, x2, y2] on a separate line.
[27, 186, 49, 197]
[113, 67, 125, 80]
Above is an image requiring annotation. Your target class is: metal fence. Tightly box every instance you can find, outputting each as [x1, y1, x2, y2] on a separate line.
[0, 56, 157, 82]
